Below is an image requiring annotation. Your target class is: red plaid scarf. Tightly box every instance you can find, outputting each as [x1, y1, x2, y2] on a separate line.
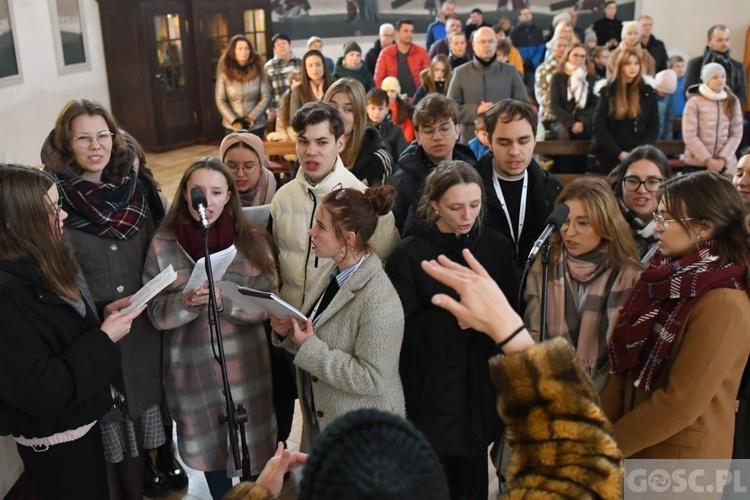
[609, 245, 747, 391]
[57, 169, 148, 240]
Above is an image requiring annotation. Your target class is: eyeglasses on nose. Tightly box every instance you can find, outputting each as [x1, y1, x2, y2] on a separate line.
[561, 219, 591, 233]
[72, 131, 114, 148]
[622, 176, 663, 192]
[227, 162, 259, 174]
[652, 212, 695, 228]
[419, 122, 454, 136]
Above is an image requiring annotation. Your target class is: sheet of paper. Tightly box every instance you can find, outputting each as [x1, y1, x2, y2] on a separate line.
[184, 245, 237, 291]
[122, 264, 177, 314]
[242, 204, 271, 228]
[218, 282, 308, 322]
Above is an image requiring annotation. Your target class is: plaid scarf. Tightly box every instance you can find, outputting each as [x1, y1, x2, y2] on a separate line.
[57, 169, 148, 240]
[702, 47, 743, 99]
[547, 247, 640, 375]
[238, 166, 271, 207]
[609, 245, 747, 391]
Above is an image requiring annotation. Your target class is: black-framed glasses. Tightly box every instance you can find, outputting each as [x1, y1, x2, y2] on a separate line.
[652, 212, 695, 229]
[418, 121, 455, 136]
[72, 130, 114, 148]
[622, 176, 663, 192]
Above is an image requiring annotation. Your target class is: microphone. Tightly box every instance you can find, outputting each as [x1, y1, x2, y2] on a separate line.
[526, 204, 569, 264]
[190, 186, 209, 230]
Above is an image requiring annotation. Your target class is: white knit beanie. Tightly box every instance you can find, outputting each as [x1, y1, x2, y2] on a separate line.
[700, 62, 725, 83]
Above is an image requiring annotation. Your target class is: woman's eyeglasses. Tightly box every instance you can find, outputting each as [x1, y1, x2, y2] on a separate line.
[652, 213, 695, 229]
[226, 162, 259, 174]
[72, 130, 114, 148]
[622, 176, 663, 192]
[48, 196, 63, 219]
[561, 218, 592, 233]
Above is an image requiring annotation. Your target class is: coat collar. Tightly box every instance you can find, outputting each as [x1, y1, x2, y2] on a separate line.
[294, 155, 357, 197]
[301, 253, 380, 327]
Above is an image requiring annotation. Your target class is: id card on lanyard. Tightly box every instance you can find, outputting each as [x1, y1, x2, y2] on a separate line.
[492, 170, 528, 254]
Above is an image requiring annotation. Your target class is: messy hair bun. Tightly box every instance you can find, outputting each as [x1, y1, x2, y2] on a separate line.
[322, 184, 396, 253]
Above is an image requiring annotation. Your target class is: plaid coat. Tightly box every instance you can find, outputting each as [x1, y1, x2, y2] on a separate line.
[144, 230, 276, 474]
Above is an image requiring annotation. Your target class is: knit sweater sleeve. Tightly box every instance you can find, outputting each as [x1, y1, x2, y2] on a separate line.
[491, 337, 624, 498]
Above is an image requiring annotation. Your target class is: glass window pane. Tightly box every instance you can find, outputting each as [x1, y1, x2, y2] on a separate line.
[254, 10, 265, 32]
[154, 14, 184, 91]
[55, 0, 86, 65]
[243, 10, 254, 33]
[0, 0, 19, 78]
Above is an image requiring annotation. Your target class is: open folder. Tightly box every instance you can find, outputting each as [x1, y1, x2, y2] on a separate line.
[218, 281, 307, 322]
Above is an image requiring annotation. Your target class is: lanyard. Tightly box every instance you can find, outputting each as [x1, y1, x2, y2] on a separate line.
[492, 169, 528, 253]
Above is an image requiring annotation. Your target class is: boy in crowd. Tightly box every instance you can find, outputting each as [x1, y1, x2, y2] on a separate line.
[366, 88, 408, 161]
[667, 55, 687, 139]
[469, 113, 490, 160]
[496, 39, 512, 64]
[655, 69, 678, 140]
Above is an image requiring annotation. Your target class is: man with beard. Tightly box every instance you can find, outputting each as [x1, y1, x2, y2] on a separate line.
[447, 26, 528, 143]
[685, 24, 747, 106]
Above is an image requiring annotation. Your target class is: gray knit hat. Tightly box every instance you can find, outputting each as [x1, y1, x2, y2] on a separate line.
[343, 41, 362, 57]
[298, 409, 450, 500]
[701, 62, 726, 83]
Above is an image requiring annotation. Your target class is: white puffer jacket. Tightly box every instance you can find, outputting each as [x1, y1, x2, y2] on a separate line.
[682, 88, 743, 167]
[271, 156, 400, 309]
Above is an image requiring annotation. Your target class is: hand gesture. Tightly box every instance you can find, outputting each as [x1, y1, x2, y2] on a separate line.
[291, 317, 314, 348]
[255, 442, 307, 497]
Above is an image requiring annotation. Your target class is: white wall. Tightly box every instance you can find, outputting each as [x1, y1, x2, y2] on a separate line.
[636, 0, 749, 59]
[0, 0, 110, 167]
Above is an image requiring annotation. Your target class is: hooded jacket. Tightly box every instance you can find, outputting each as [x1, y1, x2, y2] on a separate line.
[385, 217, 519, 457]
[389, 141, 476, 233]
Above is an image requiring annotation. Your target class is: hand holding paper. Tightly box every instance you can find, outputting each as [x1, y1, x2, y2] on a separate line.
[122, 264, 177, 314]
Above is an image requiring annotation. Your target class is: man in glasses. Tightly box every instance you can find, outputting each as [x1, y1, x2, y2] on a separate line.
[270, 101, 399, 310]
[448, 26, 528, 143]
[475, 99, 562, 272]
[388, 94, 476, 233]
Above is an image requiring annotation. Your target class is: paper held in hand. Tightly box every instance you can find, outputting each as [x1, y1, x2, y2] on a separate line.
[122, 264, 177, 314]
[218, 281, 308, 322]
[184, 245, 237, 291]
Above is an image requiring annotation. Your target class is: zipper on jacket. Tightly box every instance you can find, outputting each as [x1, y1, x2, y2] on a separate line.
[301, 187, 317, 306]
[713, 100, 720, 158]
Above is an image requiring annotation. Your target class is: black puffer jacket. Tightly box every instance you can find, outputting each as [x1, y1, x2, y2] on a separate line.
[389, 141, 476, 233]
[350, 126, 394, 186]
[385, 218, 519, 457]
[0, 262, 120, 438]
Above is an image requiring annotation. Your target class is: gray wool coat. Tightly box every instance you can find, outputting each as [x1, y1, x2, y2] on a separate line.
[276, 253, 405, 451]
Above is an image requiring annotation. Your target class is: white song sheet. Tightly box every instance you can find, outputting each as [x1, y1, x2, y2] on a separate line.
[122, 264, 177, 314]
[184, 245, 238, 291]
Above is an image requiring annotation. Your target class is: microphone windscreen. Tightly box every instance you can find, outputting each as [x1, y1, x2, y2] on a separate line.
[544, 204, 570, 231]
[190, 186, 207, 211]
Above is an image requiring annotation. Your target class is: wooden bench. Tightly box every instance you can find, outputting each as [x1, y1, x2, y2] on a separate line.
[262, 141, 296, 183]
[534, 139, 685, 158]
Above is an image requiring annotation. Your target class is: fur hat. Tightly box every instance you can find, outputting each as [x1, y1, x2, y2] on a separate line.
[655, 69, 678, 94]
[298, 409, 450, 500]
[620, 20, 639, 38]
[219, 132, 265, 163]
[381, 76, 401, 94]
[343, 41, 362, 56]
[701, 62, 726, 83]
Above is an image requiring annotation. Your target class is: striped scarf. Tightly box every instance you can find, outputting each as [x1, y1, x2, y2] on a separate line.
[609, 245, 747, 391]
[57, 169, 148, 240]
[547, 247, 639, 376]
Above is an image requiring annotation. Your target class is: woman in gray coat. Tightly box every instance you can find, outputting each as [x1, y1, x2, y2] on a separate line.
[270, 185, 405, 451]
[215, 35, 271, 137]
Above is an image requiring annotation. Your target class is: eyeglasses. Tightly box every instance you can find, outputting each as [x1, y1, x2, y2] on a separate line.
[48, 196, 63, 220]
[561, 218, 592, 233]
[419, 121, 455, 137]
[622, 176, 663, 192]
[72, 131, 114, 148]
[652, 212, 695, 228]
[226, 162, 259, 174]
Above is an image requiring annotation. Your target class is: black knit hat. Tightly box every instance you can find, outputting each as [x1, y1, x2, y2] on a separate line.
[343, 41, 362, 56]
[298, 409, 450, 500]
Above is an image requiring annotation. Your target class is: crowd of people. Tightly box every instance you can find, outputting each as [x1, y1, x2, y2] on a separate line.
[2, 3, 750, 500]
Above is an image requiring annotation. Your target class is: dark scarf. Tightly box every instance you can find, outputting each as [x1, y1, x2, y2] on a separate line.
[238, 167, 270, 207]
[174, 209, 236, 261]
[609, 244, 747, 391]
[57, 169, 148, 240]
[702, 46, 742, 97]
[474, 53, 497, 68]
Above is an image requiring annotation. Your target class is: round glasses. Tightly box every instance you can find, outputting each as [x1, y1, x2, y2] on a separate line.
[72, 131, 114, 148]
[561, 218, 592, 233]
[622, 176, 663, 192]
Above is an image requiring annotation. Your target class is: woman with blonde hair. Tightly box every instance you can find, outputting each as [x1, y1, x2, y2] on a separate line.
[143, 157, 278, 498]
[524, 177, 641, 391]
[591, 49, 659, 173]
[290, 50, 334, 119]
[323, 78, 394, 185]
[215, 35, 270, 136]
[607, 21, 656, 78]
[413, 54, 452, 106]
[602, 172, 750, 459]
[682, 63, 743, 173]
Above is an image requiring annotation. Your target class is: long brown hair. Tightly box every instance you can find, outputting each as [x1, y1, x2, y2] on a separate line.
[416, 161, 485, 227]
[550, 177, 641, 269]
[219, 35, 264, 83]
[323, 78, 366, 168]
[298, 50, 334, 104]
[161, 157, 278, 286]
[0, 164, 80, 300]
[659, 171, 750, 267]
[609, 49, 642, 120]
[47, 99, 131, 182]
[556, 42, 587, 75]
[419, 54, 452, 94]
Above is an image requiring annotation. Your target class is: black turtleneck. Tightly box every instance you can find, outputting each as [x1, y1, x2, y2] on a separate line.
[474, 53, 497, 68]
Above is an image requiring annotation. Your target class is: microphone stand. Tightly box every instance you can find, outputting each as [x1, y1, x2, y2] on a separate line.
[200, 226, 251, 480]
[539, 242, 552, 342]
